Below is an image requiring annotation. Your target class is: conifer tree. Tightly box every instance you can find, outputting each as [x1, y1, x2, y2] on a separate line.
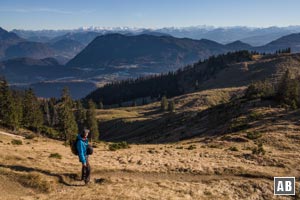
[49, 98, 59, 127]
[22, 89, 43, 132]
[86, 99, 99, 142]
[161, 95, 168, 111]
[168, 100, 176, 113]
[58, 87, 78, 142]
[0, 77, 8, 122]
[98, 101, 104, 109]
[8, 91, 23, 131]
[42, 100, 51, 126]
[75, 100, 87, 134]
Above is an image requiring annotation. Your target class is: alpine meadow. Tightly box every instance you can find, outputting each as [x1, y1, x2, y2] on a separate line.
[1, 0, 300, 199]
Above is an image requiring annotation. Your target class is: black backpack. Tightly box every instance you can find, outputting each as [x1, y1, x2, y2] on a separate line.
[70, 138, 79, 155]
[87, 145, 93, 155]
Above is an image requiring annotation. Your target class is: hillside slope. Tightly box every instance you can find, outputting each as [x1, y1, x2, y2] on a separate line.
[86, 52, 300, 106]
[66, 34, 229, 71]
[2, 89, 300, 199]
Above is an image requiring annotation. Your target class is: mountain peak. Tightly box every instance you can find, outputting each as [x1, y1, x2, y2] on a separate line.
[0, 27, 22, 41]
[225, 40, 252, 49]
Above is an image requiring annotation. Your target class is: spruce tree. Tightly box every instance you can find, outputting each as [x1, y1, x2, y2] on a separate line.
[168, 100, 176, 113]
[49, 98, 59, 127]
[276, 69, 291, 104]
[58, 87, 78, 142]
[98, 101, 104, 109]
[86, 99, 99, 142]
[75, 100, 87, 134]
[161, 95, 168, 111]
[42, 100, 51, 126]
[8, 91, 23, 131]
[0, 77, 8, 122]
[1, 83, 18, 130]
[23, 89, 43, 132]
[0, 78, 23, 131]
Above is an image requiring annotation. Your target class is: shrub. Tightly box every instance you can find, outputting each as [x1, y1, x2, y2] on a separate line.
[245, 80, 274, 100]
[49, 153, 62, 159]
[248, 111, 263, 121]
[252, 143, 266, 155]
[204, 190, 212, 196]
[11, 139, 22, 145]
[186, 145, 196, 150]
[25, 134, 35, 139]
[246, 131, 262, 140]
[109, 141, 130, 151]
[228, 118, 250, 133]
[18, 173, 51, 192]
[228, 146, 238, 151]
[39, 126, 60, 139]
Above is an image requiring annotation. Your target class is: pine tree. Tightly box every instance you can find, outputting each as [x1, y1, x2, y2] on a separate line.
[49, 98, 59, 127]
[161, 95, 168, 111]
[168, 100, 176, 113]
[75, 100, 87, 134]
[86, 99, 99, 142]
[23, 89, 43, 132]
[57, 87, 78, 142]
[0, 77, 7, 122]
[42, 100, 51, 126]
[98, 101, 104, 109]
[276, 69, 291, 104]
[8, 91, 23, 131]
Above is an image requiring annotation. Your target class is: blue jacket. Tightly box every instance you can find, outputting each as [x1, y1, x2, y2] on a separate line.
[76, 134, 88, 164]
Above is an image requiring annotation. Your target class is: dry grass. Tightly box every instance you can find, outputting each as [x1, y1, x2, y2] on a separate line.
[1, 87, 300, 199]
[96, 87, 245, 123]
[1, 123, 299, 200]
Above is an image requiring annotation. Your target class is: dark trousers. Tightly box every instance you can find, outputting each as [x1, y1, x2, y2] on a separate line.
[81, 156, 91, 183]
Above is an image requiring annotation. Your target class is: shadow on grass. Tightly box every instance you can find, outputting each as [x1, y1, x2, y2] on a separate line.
[0, 164, 84, 187]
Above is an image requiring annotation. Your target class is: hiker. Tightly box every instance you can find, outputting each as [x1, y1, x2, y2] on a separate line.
[77, 129, 91, 184]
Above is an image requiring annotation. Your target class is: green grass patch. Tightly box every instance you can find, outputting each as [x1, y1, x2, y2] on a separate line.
[204, 190, 212, 195]
[11, 139, 22, 145]
[246, 131, 262, 140]
[25, 134, 35, 139]
[186, 145, 196, 150]
[228, 146, 238, 151]
[248, 111, 263, 121]
[228, 118, 250, 133]
[49, 153, 62, 159]
[252, 143, 266, 155]
[108, 141, 130, 151]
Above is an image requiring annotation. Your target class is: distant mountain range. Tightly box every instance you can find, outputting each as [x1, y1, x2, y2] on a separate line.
[12, 25, 300, 46]
[2, 25, 300, 99]
[66, 32, 300, 73]
[0, 27, 86, 63]
[66, 33, 229, 72]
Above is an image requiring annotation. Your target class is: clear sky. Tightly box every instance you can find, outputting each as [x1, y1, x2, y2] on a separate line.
[0, 0, 299, 30]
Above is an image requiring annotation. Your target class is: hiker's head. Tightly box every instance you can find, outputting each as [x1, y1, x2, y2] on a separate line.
[81, 129, 90, 138]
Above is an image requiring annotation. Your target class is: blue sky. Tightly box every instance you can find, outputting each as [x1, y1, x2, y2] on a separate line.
[0, 0, 299, 30]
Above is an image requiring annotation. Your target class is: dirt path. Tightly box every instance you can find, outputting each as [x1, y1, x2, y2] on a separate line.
[64, 169, 271, 186]
[0, 130, 24, 139]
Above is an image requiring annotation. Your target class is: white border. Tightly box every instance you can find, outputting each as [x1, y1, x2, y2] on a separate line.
[274, 177, 295, 195]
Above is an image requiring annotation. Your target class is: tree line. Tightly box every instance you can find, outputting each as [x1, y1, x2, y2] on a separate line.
[86, 50, 254, 106]
[245, 68, 300, 109]
[0, 77, 99, 142]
